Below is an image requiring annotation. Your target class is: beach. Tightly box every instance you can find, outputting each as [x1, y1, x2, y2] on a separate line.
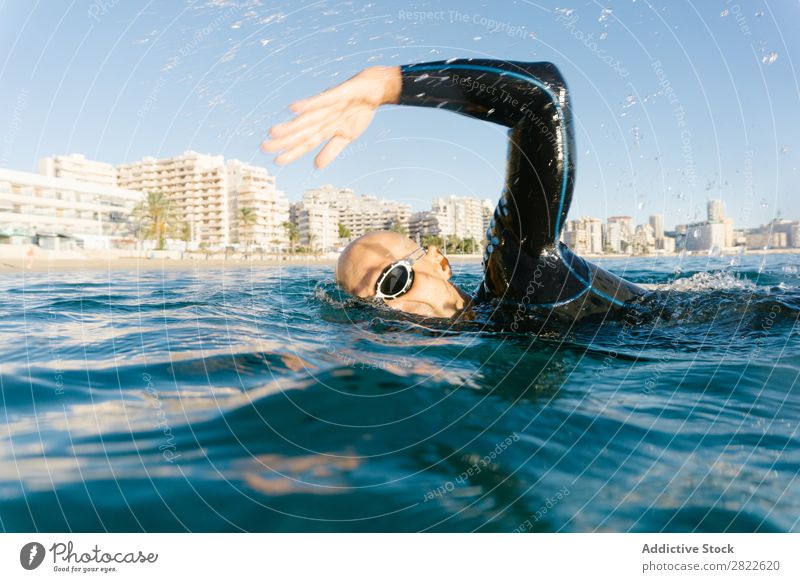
[1, 245, 798, 273]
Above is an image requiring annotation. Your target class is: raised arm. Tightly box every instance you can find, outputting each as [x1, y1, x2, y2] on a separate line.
[262, 59, 578, 299]
[397, 59, 576, 260]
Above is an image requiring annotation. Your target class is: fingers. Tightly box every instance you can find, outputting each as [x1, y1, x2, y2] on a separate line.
[290, 83, 347, 114]
[268, 103, 342, 139]
[314, 136, 350, 169]
[262, 119, 329, 154]
[274, 132, 328, 166]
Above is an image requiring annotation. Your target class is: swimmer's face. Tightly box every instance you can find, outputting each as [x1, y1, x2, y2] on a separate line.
[336, 231, 470, 318]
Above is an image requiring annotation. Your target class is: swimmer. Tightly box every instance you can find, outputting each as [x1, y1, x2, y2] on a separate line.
[262, 59, 645, 323]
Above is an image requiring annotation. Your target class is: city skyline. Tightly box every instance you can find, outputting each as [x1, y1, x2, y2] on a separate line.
[2, 149, 798, 256]
[9, 150, 796, 232]
[0, 1, 797, 233]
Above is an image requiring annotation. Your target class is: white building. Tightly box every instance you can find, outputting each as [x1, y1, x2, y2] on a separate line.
[649, 214, 664, 239]
[430, 195, 486, 241]
[585, 217, 603, 254]
[303, 185, 410, 238]
[39, 154, 117, 187]
[602, 221, 623, 253]
[632, 223, 656, 254]
[0, 168, 142, 249]
[684, 222, 726, 252]
[656, 235, 676, 253]
[290, 202, 339, 252]
[481, 199, 494, 234]
[607, 215, 634, 252]
[117, 151, 230, 248]
[227, 160, 289, 251]
[563, 217, 602, 254]
[707, 199, 725, 222]
[408, 211, 442, 242]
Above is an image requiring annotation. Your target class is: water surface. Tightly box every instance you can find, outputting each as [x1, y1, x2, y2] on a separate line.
[0, 254, 798, 531]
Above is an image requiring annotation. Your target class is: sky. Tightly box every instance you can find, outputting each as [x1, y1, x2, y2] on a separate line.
[0, 0, 798, 230]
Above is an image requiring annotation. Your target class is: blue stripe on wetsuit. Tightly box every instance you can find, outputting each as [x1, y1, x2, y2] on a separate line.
[401, 62, 628, 308]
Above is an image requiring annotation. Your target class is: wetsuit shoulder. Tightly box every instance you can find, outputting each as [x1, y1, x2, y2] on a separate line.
[397, 58, 645, 318]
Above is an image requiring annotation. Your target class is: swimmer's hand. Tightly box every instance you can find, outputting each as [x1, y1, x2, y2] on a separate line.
[261, 66, 401, 169]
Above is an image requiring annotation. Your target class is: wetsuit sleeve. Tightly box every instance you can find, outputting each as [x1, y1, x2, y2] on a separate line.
[398, 59, 577, 299]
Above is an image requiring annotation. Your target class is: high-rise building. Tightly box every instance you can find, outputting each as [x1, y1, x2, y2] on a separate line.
[290, 201, 340, 252]
[0, 167, 141, 249]
[227, 160, 289, 251]
[481, 199, 494, 234]
[649, 214, 664, 239]
[39, 154, 117, 187]
[707, 199, 725, 222]
[602, 221, 622, 253]
[117, 151, 230, 248]
[723, 217, 735, 248]
[408, 211, 441, 242]
[563, 217, 602, 254]
[684, 222, 726, 252]
[585, 217, 603, 254]
[429, 195, 486, 241]
[771, 219, 800, 248]
[607, 216, 634, 253]
[632, 223, 656, 254]
[303, 185, 410, 238]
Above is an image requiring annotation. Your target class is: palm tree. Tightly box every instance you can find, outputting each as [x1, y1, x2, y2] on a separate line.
[307, 232, 318, 255]
[282, 221, 299, 254]
[133, 192, 173, 251]
[239, 207, 257, 251]
[338, 222, 351, 241]
[389, 221, 408, 236]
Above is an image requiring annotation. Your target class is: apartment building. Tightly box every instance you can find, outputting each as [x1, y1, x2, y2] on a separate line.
[303, 185, 410, 238]
[429, 195, 486, 241]
[408, 211, 441, 242]
[117, 151, 230, 248]
[39, 154, 117, 187]
[0, 168, 141, 249]
[290, 201, 340, 252]
[227, 160, 289, 251]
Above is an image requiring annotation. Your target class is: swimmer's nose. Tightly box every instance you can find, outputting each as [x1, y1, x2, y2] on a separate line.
[426, 245, 452, 277]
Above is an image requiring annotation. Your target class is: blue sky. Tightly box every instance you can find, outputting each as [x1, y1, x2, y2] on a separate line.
[0, 0, 797, 230]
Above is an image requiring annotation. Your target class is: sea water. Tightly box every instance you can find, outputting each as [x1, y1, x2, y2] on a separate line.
[0, 254, 797, 532]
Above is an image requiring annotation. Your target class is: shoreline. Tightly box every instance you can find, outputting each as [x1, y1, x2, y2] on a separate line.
[0, 248, 797, 274]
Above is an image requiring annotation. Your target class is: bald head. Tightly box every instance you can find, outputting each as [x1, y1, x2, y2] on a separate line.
[335, 230, 418, 298]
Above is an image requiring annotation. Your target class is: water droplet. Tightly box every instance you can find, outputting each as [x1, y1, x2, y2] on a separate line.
[781, 145, 789, 154]
[445, 57, 458, 64]
[755, 11, 764, 17]
[260, 39, 272, 47]
[413, 73, 429, 82]
[473, 36, 482, 41]
[599, 31, 608, 40]
[720, 9, 729, 17]
[760, 198, 768, 208]
[599, 8, 613, 22]
[762, 51, 778, 66]
[630, 125, 641, 147]
[637, 200, 645, 210]
[555, 8, 574, 17]
[429, 48, 440, 55]
[486, 108, 496, 115]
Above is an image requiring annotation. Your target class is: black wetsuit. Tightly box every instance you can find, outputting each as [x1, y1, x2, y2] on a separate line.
[399, 59, 645, 324]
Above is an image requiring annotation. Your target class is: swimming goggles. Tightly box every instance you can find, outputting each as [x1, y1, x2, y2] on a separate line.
[374, 246, 427, 300]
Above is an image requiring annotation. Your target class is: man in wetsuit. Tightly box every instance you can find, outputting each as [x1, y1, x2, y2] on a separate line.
[262, 59, 644, 322]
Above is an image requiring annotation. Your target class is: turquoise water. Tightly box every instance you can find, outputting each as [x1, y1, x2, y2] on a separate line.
[0, 254, 798, 532]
